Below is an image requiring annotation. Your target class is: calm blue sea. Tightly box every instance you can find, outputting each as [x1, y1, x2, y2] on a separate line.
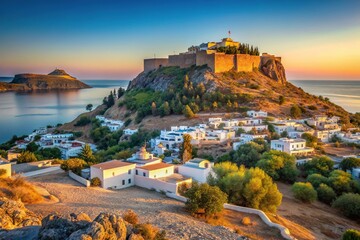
[0, 79, 359, 144]
[0, 79, 129, 144]
[290, 80, 360, 114]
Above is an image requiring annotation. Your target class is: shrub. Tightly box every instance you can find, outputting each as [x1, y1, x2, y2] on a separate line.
[317, 184, 336, 205]
[0, 176, 42, 203]
[303, 156, 334, 176]
[332, 193, 360, 220]
[0, 169, 7, 178]
[17, 151, 38, 163]
[291, 182, 317, 203]
[134, 223, 166, 240]
[123, 209, 139, 225]
[90, 177, 101, 187]
[185, 183, 227, 217]
[340, 157, 360, 172]
[342, 229, 360, 240]
[241, 217, 252, 226]
[74, 116, 91, 126]
[328, 170, 353, 195]
[306, 173, 328, 188]
[290, 104, 302, 118]
[60, 158, 87, 175]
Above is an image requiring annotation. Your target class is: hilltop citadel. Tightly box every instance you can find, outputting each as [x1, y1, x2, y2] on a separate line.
[144, 37, 281, 73]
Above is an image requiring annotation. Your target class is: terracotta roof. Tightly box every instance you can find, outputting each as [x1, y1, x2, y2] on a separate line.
[138, 162, 173, 171]
[91, 160, 135, 170]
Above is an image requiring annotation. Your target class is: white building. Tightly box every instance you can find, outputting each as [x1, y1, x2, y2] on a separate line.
[126, 146, 162, 166]
[90, 160, 136, 189]
[153, 143, 167, 156]
[59, 141, 96, 159]
[271, 138, 314, 156]
[178, 158, 213, 183]
[124, 128, 138, 135]
[96, 115, 124, 132]
[233, 133, 268, 150]
[247, 110, 268, 118]
[315, 128, 341, 142]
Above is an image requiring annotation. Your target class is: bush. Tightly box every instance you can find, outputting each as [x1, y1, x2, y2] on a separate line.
[340, 157, 360, 172]
[241, 217, 252, 226]
[60, 158, 87, 175]
[291, 182, 317, 203]
[123, 209, 139, 225]
[317, 184, 336, 205]
[0, 169, 7, 178]
[90, 177, 101, 187]
[74, 116, 91, 126]
[185, 183, 227, 217]
[342, 229, 360, 240]
[303, 156, 334, 176]
[332, 193, 360, 220]
[134, 223, 166, 240]
[306, 173, 328, 188]
[17, 151, 38, 163]
[328, 170, 353, 195]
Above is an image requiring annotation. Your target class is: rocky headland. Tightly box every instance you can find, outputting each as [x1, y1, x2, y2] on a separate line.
[0, 69, 90, 92]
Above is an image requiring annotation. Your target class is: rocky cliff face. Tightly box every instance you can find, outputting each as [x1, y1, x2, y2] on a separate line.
[0, 69, 90, 92]
[260, 58, 287, 85]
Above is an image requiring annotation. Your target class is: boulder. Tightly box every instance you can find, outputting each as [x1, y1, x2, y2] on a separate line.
[0, 197, 41, 230]
[128, 233, 145, 240]
[260, 58, 287, 84]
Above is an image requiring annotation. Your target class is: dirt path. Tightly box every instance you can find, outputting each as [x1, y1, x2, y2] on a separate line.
[273, 182, 360, 240]
[26, 171, 283, 240]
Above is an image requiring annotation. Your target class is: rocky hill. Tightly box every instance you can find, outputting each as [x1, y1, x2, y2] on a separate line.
[0, 69, 90, 92]
[109, 61, 353, 127]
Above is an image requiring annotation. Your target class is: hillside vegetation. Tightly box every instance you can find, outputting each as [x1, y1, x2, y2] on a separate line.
[105, 65, 355, 128]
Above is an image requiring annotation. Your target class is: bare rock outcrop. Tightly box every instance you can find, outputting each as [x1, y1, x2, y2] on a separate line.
[260, 58, 287, 84]
[0, 197, 41, 230]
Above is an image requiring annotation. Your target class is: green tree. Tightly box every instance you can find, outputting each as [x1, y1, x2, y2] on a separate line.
[317, 184, 336, 205]
[333, 193, 360, 220]
[162, 101, 171, 116]
[60, 158, 87, 175]
[301, 133, 319, 148]
[306, 173, 329, 188]
[233, 140, 268, 167]
[180, 134, 193, 163]
[340, 157, 360, 172]
[151, 102, 157, 116]
[183, 105, 195, 118]
[78, 144, 96, 163]
[107, 92, 115, 108]
[26, 142, 39, 152]
[184, 183, 227, 217]
[17, 151, 38, 163]
[291, 182, 317, 203]
[303, 156, 334, 176]
[328, 170, 357, 195]
[86, 104, 93, 112]
[290, 104, 302, 118]
[256, 150, 299, 183]
[342, 229, 360, 240]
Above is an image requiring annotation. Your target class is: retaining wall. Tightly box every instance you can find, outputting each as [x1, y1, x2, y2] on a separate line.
[165, 193, 295, 240]
[21, 166, 60, 177]
[68, 171, 91, 187]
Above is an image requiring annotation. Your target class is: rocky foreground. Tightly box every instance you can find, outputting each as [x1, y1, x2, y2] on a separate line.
[0, 69, 90, 92]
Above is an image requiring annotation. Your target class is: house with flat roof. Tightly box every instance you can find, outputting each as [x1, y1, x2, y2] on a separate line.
[90, 160, 136, 189]
[271, 138, 314, 156]
[126, 146, 162, 166]
[178, 158, 213, 183]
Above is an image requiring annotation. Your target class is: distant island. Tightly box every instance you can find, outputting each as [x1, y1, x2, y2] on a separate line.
[0, 69, 91, 92]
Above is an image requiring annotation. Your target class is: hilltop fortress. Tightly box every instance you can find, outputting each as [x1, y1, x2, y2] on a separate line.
[144, 37, 282, 75]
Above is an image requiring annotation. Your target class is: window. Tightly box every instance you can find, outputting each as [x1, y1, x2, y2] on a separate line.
[128, 179, 131, 184]
[122, 180, 125, 185]
[136, 170, 138, 175]
[143, 172, 146, 177]
[128, 169, 131, 174]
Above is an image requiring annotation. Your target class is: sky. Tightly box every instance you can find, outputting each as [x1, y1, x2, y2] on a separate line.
[0, 0, 359, 80]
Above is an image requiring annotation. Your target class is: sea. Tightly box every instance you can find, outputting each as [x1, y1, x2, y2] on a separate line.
[0, 79, 129, 144]
[0, 79, 359, 144]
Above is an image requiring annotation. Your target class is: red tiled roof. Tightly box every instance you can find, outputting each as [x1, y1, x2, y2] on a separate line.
[92, 160, 135, 170]
[138, 162, 173, 171]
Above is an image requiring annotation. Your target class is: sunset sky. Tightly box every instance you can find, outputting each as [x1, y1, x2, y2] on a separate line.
[0, 0, 359, 80]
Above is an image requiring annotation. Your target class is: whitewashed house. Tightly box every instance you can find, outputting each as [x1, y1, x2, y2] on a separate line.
[233, 133, 267, 150]
[126, 146, 162, 166]
[96, 115, 124, 132]
[153, 143, 167, 156]
[247, 110, 268, 118]
[90, 160, 136, 189]
[178, 158, 213, 183]
[124, 128, 138, 135]
[271, 138, 314, 156]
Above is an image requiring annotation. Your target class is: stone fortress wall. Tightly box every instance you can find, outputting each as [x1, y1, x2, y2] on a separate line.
[143, 38, 280, 73]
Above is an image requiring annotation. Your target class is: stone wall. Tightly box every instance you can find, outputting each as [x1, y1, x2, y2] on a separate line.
[196, 51, 215, 71]
[169, 54, 196, 68]
[235, 54, 260, 72]
[144, 58, 169, 72]
[213, 53, 236, 73]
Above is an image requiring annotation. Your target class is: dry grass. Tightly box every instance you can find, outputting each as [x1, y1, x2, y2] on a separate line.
[123, 209, 139, 225]
[0, 176, 43, 204]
